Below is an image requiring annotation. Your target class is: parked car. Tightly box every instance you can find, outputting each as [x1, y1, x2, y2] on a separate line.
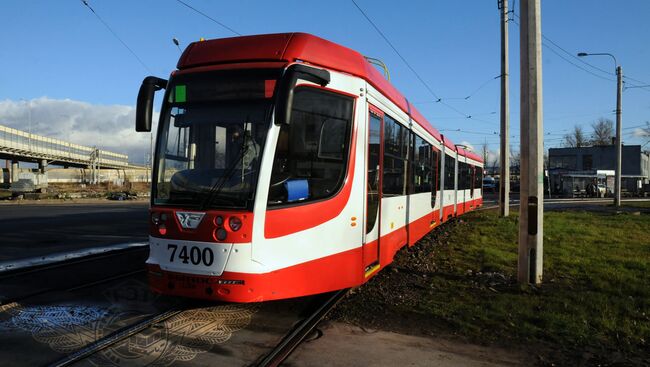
[483, 176, 497, 192]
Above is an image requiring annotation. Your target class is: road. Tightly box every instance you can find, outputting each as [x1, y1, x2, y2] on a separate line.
[0, 200, 149, 262]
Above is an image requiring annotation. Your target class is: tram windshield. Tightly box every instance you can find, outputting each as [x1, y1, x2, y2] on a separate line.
[154, 69, 280, 209]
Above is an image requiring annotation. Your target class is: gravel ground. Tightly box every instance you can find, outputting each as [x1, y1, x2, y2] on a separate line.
[330, 220, 555, 366]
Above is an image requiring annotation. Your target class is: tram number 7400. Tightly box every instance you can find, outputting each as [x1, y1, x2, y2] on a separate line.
[167, 244, 215, 266]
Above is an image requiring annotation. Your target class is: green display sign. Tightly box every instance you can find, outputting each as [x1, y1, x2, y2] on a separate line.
[175, 85, 187, 103]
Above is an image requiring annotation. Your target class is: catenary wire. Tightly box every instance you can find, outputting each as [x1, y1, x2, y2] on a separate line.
[351, 0, 498, 123]
[80, 0, 153, 74]
[175, 0, 242, 36]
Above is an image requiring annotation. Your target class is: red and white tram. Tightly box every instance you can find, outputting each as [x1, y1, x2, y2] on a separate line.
[135, 33, 483, 302]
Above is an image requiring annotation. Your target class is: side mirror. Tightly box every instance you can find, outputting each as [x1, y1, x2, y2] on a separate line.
[136, 76, 167, 132]
[275, 64, 330, 125]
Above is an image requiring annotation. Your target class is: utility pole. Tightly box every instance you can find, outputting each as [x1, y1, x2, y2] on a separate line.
[518, 0, 544, 285]
[576, 52, 623, 207]
[614, 65, 622, 207]
[499, 0, 510, 217]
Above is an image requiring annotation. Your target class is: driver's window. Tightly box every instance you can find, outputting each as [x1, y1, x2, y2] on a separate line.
[268, 87, 354, 206]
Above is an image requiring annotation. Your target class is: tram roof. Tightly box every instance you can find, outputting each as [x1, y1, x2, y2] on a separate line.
[178, 32, 482, 164]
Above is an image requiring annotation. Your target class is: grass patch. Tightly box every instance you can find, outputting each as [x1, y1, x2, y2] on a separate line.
[334, 209, 650, 365]
[621, 200, 650, 208]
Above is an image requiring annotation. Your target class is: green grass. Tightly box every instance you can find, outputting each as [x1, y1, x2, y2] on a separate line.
[621, 200, 650, 208]
[411, 209, 650, 363]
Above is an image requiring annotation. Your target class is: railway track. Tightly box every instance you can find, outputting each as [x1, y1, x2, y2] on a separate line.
[255, 288, 350, 367]
[0, 245, 148, 306]
[47, 308, 183, 367]
[35, 288, 349, 367]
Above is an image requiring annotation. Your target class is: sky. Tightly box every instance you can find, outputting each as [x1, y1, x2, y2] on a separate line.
[1, 0, 649, 165]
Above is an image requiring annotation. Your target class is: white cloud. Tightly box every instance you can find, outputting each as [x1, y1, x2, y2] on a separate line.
[0, 97, 157, 164]
[632, 127, 649, 138]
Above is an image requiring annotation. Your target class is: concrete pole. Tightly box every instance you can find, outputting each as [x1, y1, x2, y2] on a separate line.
[499, 0, 510, 217]
[39, 159, 48, 174]
[518, 0, 544, 285]
[11, 160, 19, 183]
[614, 66, 623, 207]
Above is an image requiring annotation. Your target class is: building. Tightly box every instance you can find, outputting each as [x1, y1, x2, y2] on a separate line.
[548, 145, 650, 197]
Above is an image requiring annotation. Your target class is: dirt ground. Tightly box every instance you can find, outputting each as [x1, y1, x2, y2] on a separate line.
[287, 322, 529, 366]
[329, 221, 568, 367]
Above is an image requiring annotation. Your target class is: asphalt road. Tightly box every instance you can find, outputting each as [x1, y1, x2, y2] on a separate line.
[0, 201, 149, 262]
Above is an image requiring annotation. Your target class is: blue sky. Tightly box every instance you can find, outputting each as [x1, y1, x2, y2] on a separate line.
[1, 0, 649, 163]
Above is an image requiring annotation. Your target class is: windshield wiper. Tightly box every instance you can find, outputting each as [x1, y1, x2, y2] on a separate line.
[199, 122, 251, 210]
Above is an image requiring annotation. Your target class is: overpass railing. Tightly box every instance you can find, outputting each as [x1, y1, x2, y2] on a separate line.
[0, 124, 130, 168]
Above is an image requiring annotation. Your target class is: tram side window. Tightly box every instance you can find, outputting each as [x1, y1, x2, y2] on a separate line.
[444, 154, 456, 190]
[267, 87, 353, 206]
[458, 162, 466, 190]
[475, 167, 483, 189]
[468, 164, 475, 189]
[383, 115, 408, 196]
[431, 147, 440, 207]
[459, 162, 472, 190]
[412, 134, 432, 194]
[434, 148, 440, 192]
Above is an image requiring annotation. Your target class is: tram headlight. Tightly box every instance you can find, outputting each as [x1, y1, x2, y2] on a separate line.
[160, 213, 168, 222]
[214, 228, 227, 241]
[229, 216, 242, 232]
[151, 212, 161, 224]
[214, 216, 224, 226]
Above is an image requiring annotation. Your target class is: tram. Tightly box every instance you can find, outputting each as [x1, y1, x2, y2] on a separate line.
[135, 33, 483, 302]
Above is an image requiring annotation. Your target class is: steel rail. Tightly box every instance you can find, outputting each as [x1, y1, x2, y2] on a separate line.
[255, 288, 350, 367]
[0, 269, 145, 307]
[0, 245, 148, 279]
[47, 309, 183, 367]
[0, 247, 148, 307]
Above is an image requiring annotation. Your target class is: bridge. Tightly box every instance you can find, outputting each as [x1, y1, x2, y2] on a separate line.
[0, 124, 137, 170]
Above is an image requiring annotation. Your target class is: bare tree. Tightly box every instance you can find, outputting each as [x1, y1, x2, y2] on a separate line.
[481, 142, 489, 166]
[590, 118, 614, 146]
[510, 145, 520, 171]
[490, 155, 499, 176]
[563, 124, 588, 147]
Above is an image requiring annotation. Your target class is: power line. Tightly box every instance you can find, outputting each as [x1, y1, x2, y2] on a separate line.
[413, 75, 501, 103]
[175, 0, 241, 36]
[440, 128, 499, 136]
[512, 12, 650, 93]
[80, 0, 152, 74]
[511, 18, 615, 82]
[351, 0, 497, 124]
[350, 0, 440, 100]
[463, 75, 502, 100]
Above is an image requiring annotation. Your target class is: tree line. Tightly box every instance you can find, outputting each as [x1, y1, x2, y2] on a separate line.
[563, 118, 616, 147]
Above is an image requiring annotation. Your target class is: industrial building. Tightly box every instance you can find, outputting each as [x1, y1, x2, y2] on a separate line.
[548, 145, 650, 197]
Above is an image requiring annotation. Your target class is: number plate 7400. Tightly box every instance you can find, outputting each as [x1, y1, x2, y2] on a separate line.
[167, 244, 215, 267]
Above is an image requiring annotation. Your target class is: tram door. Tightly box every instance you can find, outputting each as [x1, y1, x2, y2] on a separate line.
[363, 109, 382, 276]
[469, 165, 475, 209]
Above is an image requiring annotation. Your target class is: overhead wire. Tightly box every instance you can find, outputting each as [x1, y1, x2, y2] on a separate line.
[350, 0, 497, 123]
[175, 0, 242, 36]
[510, 17, 615, 83]
[80, 0, 152, 74]
[512, 13, 650, 92]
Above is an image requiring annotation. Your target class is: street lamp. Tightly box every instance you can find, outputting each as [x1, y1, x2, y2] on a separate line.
[577, 51, 623, 207]
[172, 38, 182, 53]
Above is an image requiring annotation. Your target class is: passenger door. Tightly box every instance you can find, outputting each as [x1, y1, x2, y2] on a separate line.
[363, 108, 382, 276]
